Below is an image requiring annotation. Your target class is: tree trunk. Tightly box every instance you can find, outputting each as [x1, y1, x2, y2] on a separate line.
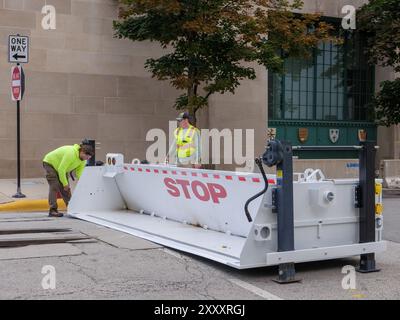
[187, 84, 197, 126]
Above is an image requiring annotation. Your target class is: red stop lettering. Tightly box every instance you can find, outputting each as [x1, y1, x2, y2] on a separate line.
[163, 178, 227, 204]
[207, 183, 227, 204]
[191, 181, 210, 202]
[164, 177, 179, 197]
[175, 179, 191, 199]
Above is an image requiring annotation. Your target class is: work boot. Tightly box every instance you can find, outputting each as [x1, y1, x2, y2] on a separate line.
[48, 209, 63, 218]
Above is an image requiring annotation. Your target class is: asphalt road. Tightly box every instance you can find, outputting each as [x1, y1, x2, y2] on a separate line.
[379, 197, 400, 243]
[0, 197, 399, 300]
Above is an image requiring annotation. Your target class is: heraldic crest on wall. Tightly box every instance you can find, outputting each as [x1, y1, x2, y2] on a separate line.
[329, 129, 339, 144]
[298, 128, 308, 143]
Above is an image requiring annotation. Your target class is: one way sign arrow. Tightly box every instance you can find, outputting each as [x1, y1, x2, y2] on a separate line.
[12, 53, 26, 61]
[8, 35, 29, 64]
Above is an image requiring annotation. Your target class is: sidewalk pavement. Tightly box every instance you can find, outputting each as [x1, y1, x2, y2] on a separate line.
[0, 178, 75, 212]
[0, 178, 48, 204]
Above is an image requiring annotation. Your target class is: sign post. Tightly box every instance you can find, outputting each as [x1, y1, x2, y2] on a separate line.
[9, 34, 28, 198]
[11, 64, 26, 198]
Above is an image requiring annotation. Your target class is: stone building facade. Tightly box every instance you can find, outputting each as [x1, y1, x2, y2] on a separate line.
[0, 0, 397, 179]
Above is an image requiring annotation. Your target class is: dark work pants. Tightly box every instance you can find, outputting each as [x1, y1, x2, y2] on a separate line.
[43, 162, 71, 211]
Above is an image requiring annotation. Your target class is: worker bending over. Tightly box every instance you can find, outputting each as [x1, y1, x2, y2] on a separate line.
[43, 143, 94, 217]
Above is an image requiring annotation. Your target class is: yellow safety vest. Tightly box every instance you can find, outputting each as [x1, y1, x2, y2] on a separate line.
[175, 125, 198, 159]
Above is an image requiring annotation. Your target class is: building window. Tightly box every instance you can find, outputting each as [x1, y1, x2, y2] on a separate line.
[268, 23, 374, 123]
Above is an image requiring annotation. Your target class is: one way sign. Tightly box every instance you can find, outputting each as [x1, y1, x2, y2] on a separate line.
[8, 35, 29, 64]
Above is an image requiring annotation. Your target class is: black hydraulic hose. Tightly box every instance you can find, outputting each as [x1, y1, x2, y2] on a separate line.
[244, 158, 269, 223]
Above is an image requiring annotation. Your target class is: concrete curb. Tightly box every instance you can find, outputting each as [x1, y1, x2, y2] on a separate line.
[0, 199, 67, 212]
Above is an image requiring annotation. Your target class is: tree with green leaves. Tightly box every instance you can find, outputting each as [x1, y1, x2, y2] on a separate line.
[358, 0, 400, 126]
[114, 0, 333, 124]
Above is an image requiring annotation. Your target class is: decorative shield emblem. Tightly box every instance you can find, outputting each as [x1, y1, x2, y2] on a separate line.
[266, 128, 277, 141]
[329, 129, 339, 144]
[358, 129, 367, 142]
[298, 128, 308, 143]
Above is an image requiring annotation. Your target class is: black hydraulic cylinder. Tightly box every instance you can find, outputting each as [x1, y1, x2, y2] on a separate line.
[276, 141, 295, 253]
[357, 141, 379, 273]
[358, 141, 376, 244]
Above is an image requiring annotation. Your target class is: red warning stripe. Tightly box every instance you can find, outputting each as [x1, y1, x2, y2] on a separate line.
[121, 165, 273, 184]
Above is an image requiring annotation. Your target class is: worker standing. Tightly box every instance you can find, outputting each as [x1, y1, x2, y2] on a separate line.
[42, 143, 94, 217]
[168, 112, 202, 169]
